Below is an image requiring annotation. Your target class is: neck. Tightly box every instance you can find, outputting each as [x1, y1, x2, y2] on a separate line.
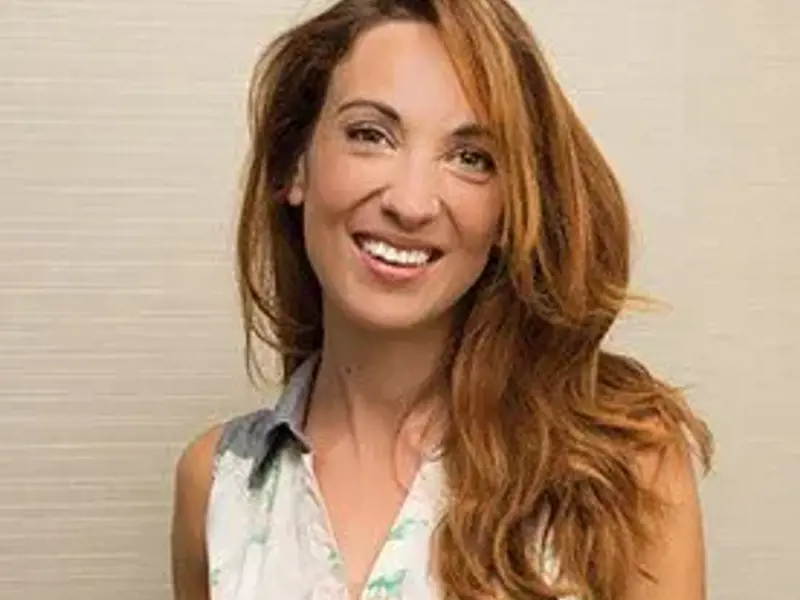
[307, 308, 451, 460]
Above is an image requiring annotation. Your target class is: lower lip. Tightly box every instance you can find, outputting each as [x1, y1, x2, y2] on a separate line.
[355, 242, 434, 284]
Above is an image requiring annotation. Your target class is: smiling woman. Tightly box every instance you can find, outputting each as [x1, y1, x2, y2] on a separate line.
[285, 25, 504, 334]
[170, 1, 712, 600]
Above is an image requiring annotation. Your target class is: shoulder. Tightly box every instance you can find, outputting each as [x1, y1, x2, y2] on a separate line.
[175, 424, 225, 490]
[214, 408, 282, 465]
[170, 409, 281, 597]
[172, 422, 229, 540]
[170, 424, 224, 599]
[636, 438, 701, 504]
[171, 408, 280, 534]
[173, 409, 273, 496]
[631, 409, 709, 513]
[624, 440, 707, 600]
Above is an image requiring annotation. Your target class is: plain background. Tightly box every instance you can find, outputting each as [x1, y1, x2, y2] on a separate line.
[1, 0, 797, 598]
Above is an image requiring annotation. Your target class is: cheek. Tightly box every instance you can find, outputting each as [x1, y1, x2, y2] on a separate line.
[305, 139, 386, 216]
[445, 181, 503, 254]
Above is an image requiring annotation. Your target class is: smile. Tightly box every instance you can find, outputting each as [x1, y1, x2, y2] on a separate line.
[353, 234, 442, 268]
[360, 239, 430, 266]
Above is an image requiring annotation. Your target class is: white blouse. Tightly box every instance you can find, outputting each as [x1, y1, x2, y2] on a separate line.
[205, 358, 574, 599]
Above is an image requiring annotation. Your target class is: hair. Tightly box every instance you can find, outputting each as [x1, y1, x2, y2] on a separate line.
[236, 1, 713, 598]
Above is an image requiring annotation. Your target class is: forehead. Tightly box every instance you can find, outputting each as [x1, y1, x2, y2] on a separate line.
[324, 20, 478, 125]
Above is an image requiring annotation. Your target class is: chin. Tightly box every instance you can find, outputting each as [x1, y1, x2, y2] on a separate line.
[333, 295, 452, 336]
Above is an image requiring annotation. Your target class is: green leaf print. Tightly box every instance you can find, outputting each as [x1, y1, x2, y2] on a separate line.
[386, 517, 422, 542]
[325, 544, 340, 564]
[363, 569, 408, 599]
[247, 531, 268, 545]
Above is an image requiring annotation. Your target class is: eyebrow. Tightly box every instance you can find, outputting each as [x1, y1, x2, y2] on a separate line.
[337, 98, 401, 122]
[335, 98, 494, 142]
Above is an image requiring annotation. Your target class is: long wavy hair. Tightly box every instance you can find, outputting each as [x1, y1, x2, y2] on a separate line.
[236, 1, 713, 598]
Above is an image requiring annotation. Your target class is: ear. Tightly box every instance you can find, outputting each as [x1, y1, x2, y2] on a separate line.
[286, 158, 307, 206]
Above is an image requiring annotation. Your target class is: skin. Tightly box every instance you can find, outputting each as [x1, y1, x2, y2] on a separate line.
[171, 20, 706, 600]
[625, 445, 707, 600]
[171, 425, 219, 600]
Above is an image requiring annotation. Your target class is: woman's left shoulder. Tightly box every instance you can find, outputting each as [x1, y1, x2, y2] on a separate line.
[637, 437, 702, 502]
[626, 440, 708, 600]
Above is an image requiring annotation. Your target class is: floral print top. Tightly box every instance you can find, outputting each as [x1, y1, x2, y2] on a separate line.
[206, 358, 572, 599]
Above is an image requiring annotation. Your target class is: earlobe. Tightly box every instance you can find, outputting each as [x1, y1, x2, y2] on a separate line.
[287, 184, 303, 206]
[286, 160, 306, 206]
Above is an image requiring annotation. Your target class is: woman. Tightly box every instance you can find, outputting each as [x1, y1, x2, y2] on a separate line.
[171, 0, 712, 599]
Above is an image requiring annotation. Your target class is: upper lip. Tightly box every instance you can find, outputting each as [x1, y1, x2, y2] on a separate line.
[352, 231, 443, 255]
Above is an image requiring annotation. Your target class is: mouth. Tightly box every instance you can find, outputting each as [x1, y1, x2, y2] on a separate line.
[352, 233, 443, 269]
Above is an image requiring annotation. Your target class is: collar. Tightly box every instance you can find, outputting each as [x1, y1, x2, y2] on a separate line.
[270, 354, 318, 449]
[247, 354, 317, 485]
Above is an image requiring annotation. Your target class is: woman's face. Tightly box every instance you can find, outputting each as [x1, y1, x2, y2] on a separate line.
[289, 20, 502, 334]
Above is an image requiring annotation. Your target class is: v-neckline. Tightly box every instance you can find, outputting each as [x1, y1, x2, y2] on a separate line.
[300, 451, 440, 599]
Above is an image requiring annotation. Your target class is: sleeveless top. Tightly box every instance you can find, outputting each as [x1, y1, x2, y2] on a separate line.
[206, 357, 573, 599]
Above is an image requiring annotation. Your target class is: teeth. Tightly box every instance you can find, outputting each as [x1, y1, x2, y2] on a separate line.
[360, 238, 432, 266]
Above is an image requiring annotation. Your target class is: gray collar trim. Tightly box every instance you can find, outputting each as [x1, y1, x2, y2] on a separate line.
[246, 355, 317, 486]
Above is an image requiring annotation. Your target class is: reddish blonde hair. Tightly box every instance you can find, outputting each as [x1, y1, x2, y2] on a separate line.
[236, 1, 712, 598]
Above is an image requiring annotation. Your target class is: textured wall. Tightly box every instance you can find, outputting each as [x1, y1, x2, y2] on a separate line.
[0, 1, 797, 598]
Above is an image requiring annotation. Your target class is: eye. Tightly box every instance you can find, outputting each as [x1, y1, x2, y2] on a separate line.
[453, 148, 495, 175]
[344, 124, 391, 147]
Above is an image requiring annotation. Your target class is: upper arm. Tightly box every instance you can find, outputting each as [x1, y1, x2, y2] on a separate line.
[170, 425, 223, 600]
[624, 443, 707, 600]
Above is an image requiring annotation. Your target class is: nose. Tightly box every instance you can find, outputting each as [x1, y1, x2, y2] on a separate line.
[380, 153, 442, 230]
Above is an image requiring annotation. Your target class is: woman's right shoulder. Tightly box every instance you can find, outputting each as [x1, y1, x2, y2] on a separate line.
[176, 409, 276, 485]
[171, 424, 224, 600]
[174, 423, 225, 491]
[171, 410, 276, 599]
[172, 422, 229, 546]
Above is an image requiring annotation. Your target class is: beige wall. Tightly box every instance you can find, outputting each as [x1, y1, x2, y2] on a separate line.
[1, 1, 797, 598]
